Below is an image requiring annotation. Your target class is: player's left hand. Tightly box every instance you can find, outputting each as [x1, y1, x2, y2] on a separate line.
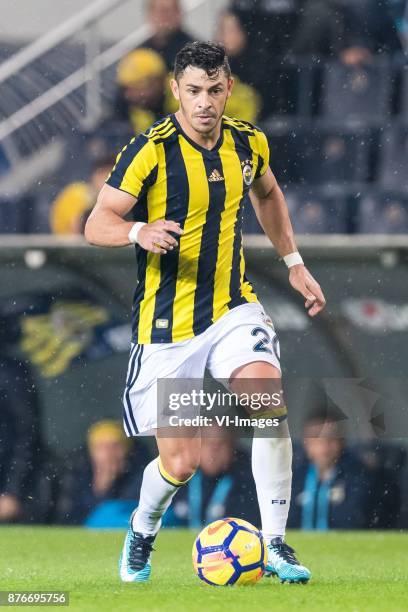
[288, 264, 326, 317]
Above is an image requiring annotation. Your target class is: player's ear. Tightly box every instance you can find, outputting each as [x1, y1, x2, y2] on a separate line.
[226, 76, 234, 99]
[170, 78, 180, 101]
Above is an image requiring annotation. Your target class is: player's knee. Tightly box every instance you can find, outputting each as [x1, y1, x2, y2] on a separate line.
[164, 453, 199, 483]
[168, 463, 197, 483]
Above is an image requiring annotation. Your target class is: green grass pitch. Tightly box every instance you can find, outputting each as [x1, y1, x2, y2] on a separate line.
[1, 528, 406, 611]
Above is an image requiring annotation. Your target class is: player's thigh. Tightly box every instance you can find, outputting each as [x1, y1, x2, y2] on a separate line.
[229, 360, 287, 421]
[123, 339, 208, 436]
[207, 303, 286, 419]
[125, 339, 205, 389]
[207, 303, 281, 383]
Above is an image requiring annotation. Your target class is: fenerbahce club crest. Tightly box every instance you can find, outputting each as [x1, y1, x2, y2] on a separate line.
[241, 159, 254, 186]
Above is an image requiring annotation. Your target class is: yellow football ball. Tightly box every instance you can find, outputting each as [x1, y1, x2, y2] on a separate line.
[192, 517, 267, 586]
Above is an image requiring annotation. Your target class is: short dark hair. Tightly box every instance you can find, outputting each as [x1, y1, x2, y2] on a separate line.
[174, 41, 231, 81]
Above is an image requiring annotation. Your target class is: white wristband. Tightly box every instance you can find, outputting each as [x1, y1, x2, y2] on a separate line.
[283, 251, 304, 268]
[128, 222, 146, 245]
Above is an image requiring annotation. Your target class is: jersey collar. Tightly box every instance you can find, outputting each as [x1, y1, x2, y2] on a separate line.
[171, 113, 224, 156]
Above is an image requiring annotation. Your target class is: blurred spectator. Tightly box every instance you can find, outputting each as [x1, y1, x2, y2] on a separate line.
[49, 154, 116, 235]
[113, 48, 168, 133]
[288, 410, 379, 530]
[227, 2, 307, 117]
[358, 442, 403, 528]
[389, 1, 408, 50]
[293, 0, 402, 63]
[381, 199, 408, 233]
[163, 432, 260, 528]
[216, 10, 258, 85]
[142, 0, 194, 70]
[292, 0, 349, 59]
[0, 355, 42, 523]
[230, 0, 305, 59]
[216, 10, 263, 122]
[341, 0, 402, 60]
[55, 420, 150, 526]
[224, 76, 262, 123]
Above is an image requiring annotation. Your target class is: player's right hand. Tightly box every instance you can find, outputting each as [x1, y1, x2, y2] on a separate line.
[138, 219, 183, 254]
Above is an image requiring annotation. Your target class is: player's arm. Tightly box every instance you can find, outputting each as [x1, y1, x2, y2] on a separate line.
[85, 184, 138, 247]
[250, 167, 326, 317]
[85, 134, 182, 252]
[84, 184, 181, 253]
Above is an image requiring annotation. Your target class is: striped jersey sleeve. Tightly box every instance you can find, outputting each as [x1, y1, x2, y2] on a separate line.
[253, 129, 270, 179]
[106, 134, 158, 198]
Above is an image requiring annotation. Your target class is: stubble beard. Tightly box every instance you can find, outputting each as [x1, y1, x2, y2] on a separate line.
[179, 99, 227, 137]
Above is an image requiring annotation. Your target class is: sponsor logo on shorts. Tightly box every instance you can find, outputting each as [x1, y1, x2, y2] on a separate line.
[262, 313, 275, 330]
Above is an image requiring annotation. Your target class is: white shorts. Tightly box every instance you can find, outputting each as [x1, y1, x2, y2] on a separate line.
[122, 302, 281, 435]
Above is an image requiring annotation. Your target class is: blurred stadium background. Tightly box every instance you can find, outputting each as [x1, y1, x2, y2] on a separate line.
[0, 0, 407, 532]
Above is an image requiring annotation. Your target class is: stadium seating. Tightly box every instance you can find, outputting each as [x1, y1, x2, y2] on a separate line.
[0, 195, 35, 233]
[321, 60, 392, 124]
[356, 190, 408, 233]
[1, 35, 408, 235]
[378, 122, 408, 190]
[265, 121, 375, 186]
[397, 62, 408, 121]
[0, 145, 10, 176]
[286, 188, 350, 234]
[243, 187, 350, 234]
[259, 60, 316, 118]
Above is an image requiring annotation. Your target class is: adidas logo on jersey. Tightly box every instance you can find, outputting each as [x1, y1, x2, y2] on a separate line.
[208, 169, 224, 182]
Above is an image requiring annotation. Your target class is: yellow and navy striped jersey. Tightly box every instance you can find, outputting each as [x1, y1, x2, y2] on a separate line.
[107, 114, 270, 344]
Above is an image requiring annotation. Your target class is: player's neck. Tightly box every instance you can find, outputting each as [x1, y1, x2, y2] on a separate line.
[175, 110, 221, 150]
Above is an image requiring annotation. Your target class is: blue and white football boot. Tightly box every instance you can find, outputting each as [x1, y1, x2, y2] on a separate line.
[265, 537, 311, 584]
[119, 518, 155, 583]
